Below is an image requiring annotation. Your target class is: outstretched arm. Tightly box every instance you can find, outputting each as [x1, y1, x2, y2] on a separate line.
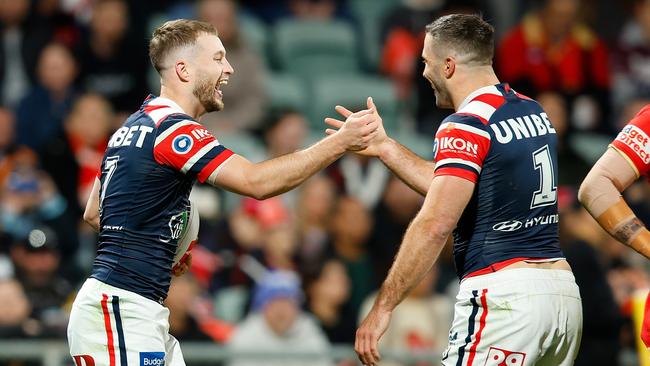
[325, 98, 434, 195]
[211, 111, 378, 199]
[355, 175, 475, 366]
[579, 147, 650, 259]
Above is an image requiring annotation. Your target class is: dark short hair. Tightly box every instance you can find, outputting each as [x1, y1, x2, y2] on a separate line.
[425, 14, 494, 65]
[149, 19, 218, 74]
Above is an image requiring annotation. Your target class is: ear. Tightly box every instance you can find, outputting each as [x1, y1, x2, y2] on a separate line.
[444, 57, 456, 79]
[175, 60, 191, 82]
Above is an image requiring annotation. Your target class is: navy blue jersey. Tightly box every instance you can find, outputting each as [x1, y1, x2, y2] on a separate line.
[432, 84, 563, 279]
[91, 95, 233, 302]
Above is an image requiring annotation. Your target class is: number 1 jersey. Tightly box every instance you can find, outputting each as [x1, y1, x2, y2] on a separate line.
[433, 83, 564, 279]
[92, 95, 234, 303]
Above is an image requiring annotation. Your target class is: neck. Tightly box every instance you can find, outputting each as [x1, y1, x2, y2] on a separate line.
[450, 66, 500, 111]
[159, 83, 204, 119]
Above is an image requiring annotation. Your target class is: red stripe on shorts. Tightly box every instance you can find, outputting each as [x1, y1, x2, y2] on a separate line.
[101, 294, 116, 366]
[467, 289, 489, 366]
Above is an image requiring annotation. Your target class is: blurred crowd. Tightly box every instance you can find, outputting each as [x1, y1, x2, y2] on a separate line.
[0, 0, 650, 365]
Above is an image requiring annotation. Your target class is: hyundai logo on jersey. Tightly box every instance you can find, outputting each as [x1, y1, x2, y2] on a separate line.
[172, 134, 193, 154]
[492, 220, 523, 232]
[140, 352, 164, 366]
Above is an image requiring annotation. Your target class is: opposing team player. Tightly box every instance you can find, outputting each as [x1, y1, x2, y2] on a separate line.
[67, 19, 378, 366]
[579, 106, 650, 347]
[326, 14, 582, 366]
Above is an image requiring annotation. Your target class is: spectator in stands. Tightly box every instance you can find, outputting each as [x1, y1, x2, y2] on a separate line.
[612, 0, 650, 112]
[0, 148, 80, 278]
[227, 270, 332, 366]
[379, 0, 445, 100]
[327, 196, 377, 321]
[197, 0, 268, 133]
[370, 177, 423, 278]
[557, 189, 622, 366]
[327, 154, 390, 209]
[41, 93, 112, 213]
[75, 0, 148, 114]
[30, 0, 80, 49]
[358, 267, 453, 364]
[536, 91, 591, 186]
[0, 0, 51, 107]
[166, 274, 223, 341]
[15, 43, 77, 153]
[262, 109, 308, 159]
[260, 109, 309, 207]
[497, 0, 611, 132]
[295, 175, 336, 272]
[0, 278, 31, 338]
[303, 257, 354, 344]
[10, 227, 71, 337]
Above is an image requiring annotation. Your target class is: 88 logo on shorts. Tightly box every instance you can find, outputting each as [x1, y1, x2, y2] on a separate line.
[484, 347, 526, 366]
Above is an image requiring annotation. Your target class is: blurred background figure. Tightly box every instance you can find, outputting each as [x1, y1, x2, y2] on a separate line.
[327, 196, 377, 323]
[197, 0, 268, 133]
[9, 227, 71, 338]
[75, 0, 147, 116]
[303, 257, 353, 344]
[226, 270, 333, 366]
[0, 0, 51, 108]
[612, 0, 650, 113]
[40, 93, 112, 215]
[0, 278, 31, 338]
[497, 0, 611, 132]
[295, 175, 336, 271]
[358, 267, 453, 366]
[15, 42, 77, 153]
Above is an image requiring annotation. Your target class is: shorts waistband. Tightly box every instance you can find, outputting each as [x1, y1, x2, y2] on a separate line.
[459, 268, 575, 291]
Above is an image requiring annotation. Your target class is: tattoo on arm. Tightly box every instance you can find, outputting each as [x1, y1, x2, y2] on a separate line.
[615, 217, 644, 243]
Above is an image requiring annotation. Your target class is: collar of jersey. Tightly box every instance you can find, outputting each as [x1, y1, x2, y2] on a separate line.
[146, 95, 188, 116]
[457, 84, 504, 110]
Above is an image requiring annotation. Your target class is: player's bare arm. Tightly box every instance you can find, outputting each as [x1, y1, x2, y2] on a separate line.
[83, 177, 101, 232]
[325, 97, 435, 195]
[579, 147, 650, 259]
[355, 175, 475, 366]
[211, 110, 378, 199]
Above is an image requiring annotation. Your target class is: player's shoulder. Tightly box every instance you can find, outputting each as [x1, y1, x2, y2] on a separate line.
[438, 113, 491, 141]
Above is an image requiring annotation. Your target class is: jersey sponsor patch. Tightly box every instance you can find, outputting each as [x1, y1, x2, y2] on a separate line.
[171, 134, 193, 154]
[140, 352, 165, 366]
[614, 124, 650, 166]
[154, 119, 234, 182]
[433, 120, 491, 183]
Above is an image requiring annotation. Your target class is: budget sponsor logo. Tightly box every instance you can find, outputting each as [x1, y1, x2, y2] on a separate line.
[617, 124, 650, 164]
[140, 352, 165, 366]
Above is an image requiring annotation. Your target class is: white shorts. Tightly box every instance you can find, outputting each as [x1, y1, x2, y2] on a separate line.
[67, 278, 185, 366]
[441, 268, 582, 366]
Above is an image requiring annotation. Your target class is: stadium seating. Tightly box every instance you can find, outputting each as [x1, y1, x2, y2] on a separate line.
[347, 0, 400, 71]
[239, 14, 269, 66]
[309, 74, 399, 133]
[272, 19, 360, 77]
[265, 72, 309, 113]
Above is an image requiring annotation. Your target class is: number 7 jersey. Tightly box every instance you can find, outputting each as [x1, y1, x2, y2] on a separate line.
[433, 83, 564, 279]
[92, 95, 234, 303]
